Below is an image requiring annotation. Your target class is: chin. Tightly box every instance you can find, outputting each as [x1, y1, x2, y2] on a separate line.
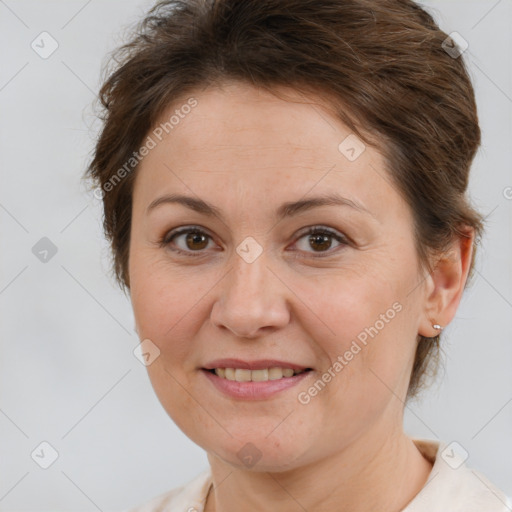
[202, 429, 310, 473]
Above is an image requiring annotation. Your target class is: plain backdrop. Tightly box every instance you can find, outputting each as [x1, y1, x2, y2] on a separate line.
[1, 0, 511, 510]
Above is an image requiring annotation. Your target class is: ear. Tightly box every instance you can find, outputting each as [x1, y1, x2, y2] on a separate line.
[418, 226, 475, 338]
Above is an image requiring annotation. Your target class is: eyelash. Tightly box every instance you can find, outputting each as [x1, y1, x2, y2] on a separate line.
[158, 225, 349, 258]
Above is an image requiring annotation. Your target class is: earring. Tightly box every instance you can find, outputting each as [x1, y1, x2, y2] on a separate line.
[432, 323, 444, 331]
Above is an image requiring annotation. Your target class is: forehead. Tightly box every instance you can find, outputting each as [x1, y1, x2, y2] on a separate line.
[159, 82, 352, 156]
[134, 82, 402, 220]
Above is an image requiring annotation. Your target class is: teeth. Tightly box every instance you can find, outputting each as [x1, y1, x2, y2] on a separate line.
[213, 367, 305, 382]
[235, 369, 251, 382]
[251, 369, 268, 382]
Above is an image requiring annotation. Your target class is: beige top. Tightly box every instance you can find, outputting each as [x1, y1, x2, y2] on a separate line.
[126, 439, 511, 511]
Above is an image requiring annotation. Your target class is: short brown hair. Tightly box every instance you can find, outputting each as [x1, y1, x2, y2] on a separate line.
[85, 0, 484, 400]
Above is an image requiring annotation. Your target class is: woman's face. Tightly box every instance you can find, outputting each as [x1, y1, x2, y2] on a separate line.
[129, 82, 432, 471]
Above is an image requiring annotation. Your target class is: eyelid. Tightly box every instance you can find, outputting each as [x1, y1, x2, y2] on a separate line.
[294, 225, 348, 242]
[160, 225, 216, 255]
[290, 225, 349, 256]
[160, 224, 349, 257]
[161, 225, 212, 245]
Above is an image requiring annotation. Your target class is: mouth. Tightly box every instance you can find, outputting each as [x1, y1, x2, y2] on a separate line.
[203, 367, 312, 382]
[200, 360, 314, 400]
[202, 358, 313, 381]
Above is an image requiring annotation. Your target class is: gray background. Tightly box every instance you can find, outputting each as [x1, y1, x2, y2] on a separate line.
[0, 0, 511, 510]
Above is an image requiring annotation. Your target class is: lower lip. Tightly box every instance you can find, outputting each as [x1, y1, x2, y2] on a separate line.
[201, 369, 312, 400]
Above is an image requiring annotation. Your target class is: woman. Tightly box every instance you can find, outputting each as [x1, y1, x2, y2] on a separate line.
[86, 0, 510, 510]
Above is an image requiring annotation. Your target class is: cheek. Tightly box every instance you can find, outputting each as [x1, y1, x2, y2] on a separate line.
[129, 255, 212, 428]
[291, 275, 414, 442]
[292, 264, 417, 393]
[294, 267, 402, 342]
[132, 284, 187, 354]
[130, 248, 177, 343]
[129, 250, 216, 366]
[130, 242, 178, 321]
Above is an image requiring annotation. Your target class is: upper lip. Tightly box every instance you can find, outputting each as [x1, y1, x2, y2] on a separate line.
[202, 359, 311, 371]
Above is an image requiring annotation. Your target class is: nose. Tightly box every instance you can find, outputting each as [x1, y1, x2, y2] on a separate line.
[210, 249, 291, 339]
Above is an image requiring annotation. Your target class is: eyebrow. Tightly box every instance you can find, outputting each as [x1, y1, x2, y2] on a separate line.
[146, 192, 374, 220]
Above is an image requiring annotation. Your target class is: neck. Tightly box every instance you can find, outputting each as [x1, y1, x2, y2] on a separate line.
[204, 427, 433, 512]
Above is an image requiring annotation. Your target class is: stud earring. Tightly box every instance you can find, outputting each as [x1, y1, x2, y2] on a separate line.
[432, 323, 443, 331]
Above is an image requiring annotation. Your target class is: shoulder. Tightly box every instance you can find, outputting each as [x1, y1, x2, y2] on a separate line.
[405, 438, 511, 512]
[124, 469, 212, 512]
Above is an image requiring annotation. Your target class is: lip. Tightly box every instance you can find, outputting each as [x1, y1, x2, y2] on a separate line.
[202, 358, 311, 371]
[201, 368, 312, 400]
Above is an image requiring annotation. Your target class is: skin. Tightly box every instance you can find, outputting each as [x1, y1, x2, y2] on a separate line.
[128, 81, 474, 512]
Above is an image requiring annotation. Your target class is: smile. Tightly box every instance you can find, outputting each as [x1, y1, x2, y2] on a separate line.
[208, 367, 310, 381]
[201, 368, 313, 400]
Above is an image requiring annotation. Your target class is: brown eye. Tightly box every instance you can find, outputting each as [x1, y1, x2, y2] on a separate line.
[308, 232, 333, 252]
[183, 231, 209, 250]
[293, 226, 348, 255]
[162, 227, 214, 256]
